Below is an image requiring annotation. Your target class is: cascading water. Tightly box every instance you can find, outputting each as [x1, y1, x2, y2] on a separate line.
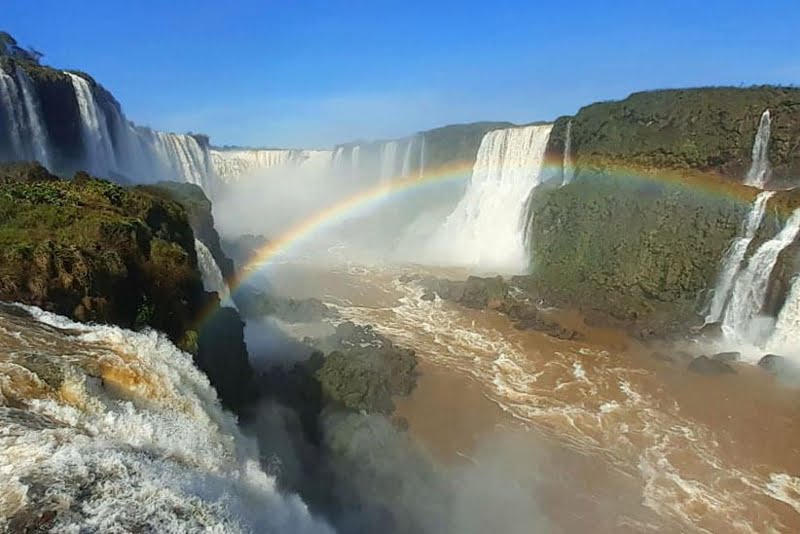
[562, 119, 575, 186]
[428, 124, 553, 272]
[418, 135, 425, 178]
[379, 141, 399, 183]
[744, 110, 771, 188]
[722, 209, 800, 342]
[14, 67, 50, 167]
[195, 239, 237, 309]
[401, 137, 415, 177]
[211, 148, 334, 184]
[0, 67, 27, 158]
[0, 303, 331, 533]
[66, 72, 117, 176]
[766, 276, 800, 358]
[705, 191, 775, 324]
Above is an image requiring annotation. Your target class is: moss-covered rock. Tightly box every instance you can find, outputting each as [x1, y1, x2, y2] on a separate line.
[0, 163, 201, 340]
[141, 181, 234, 279]
[545, 86, 800, 186]
[524, 171, 753, 325]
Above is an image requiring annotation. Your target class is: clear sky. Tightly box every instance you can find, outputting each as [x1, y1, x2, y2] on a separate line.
[4, 0, 799, 148]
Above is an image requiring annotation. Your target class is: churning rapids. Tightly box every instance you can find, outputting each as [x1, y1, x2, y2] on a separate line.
[0, 303, 332, 533]
[261, 256, 800, 534]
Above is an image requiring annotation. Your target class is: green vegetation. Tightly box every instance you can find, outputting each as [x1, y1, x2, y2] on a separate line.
[546, 86, 800, 184]
[0, 163, 202, 341]
[420, 121, 513, 170]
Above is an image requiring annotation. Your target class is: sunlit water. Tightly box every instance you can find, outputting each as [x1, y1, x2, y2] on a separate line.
[263, 256, 800, 533]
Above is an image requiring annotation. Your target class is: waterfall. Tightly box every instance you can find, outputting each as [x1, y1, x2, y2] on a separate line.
[705, 191, 775, 323]
[15, 67, 50, 167]
[0, 67, 27, 158]
[744, 110, 771, 188]
[418, 134, 426, 178]
[722, 209, 800, 342]
[562, 119, 575, 186]
[400, 137, 415, 177]
[766, 275, 800, 358]
[379, 141, 399, 183]
[211, 148, 333, 184]
[195, 239, 237, 309]
[351, 145, 361, 173]
[428, 124, 553, 272]
[66, 72, 117, 176]
[0, 304, 330, 532]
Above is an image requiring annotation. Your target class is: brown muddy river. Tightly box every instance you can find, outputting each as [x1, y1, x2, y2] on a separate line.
[263, 258, 800, 533]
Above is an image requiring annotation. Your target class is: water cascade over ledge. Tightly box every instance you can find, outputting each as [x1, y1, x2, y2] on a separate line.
[427, 124, 553, 272]
[195, 239, 237, 309]
[744, 110, 772, 188]
[705, 191, 775, 324]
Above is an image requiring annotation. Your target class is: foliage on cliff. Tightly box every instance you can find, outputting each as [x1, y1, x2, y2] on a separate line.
[545, 86, 800, 186]
[141, 181, 234, 279]
[0, 162, 258, 412]
[0, 162, 202, 340]
[419, 121, 513, 170]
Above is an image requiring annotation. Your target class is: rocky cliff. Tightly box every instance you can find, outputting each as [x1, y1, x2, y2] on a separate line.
[525, 87, 800, 327]
[0, 162, 256, 411]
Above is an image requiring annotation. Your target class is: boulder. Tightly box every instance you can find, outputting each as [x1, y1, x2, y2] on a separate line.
[688, 356, 737, 375]
[711, 351, 741, 362]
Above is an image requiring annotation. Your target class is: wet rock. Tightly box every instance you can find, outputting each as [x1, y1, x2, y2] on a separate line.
[420, 291, 436, 302]
[649, 351, 674, 363]
[711, 351, 741, 362]
[757, 354, 798, 375]
[697, 322, 723, 337]
[688, 355, 737, 375]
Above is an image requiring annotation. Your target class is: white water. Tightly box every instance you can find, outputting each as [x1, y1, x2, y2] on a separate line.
[744, 110, 771, 188]
[562, 120, 575, 186]
[766, 275, 800, 359]
[14, 67, 50, 167]
[0, 66, 50, 165]
[379, 141, 400, 183]
[66, 72, 118, 176]
[705, 191, 775, 323]
[195, 239, 237, 309]
[419, 135, 426, 178]
[0, 68, 27, 158]
[722, 209, 800, 342]
[428, 124, 553, 272]
[401, 137, 415, 177]
[211, 148, 334, 183]
[0, 303, 331, 533]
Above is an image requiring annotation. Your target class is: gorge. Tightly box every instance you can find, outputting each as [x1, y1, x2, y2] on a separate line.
[2, 28, 800, 534]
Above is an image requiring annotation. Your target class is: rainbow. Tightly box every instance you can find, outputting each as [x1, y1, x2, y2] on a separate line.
[225, 160, 476, 291]
[195, 152, 765, 326]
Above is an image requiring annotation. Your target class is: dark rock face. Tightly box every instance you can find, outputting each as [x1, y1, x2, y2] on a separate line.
[237, 292, 337, 323]
[688, 356, 737, 375]
[141, 182, 234, 280]
[195, 303, 258, 412]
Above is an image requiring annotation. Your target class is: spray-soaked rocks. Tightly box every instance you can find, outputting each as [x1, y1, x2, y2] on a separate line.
[688, 355, 737, 375]
[419, 275, 582, 341]
[238, 291, 338, 323]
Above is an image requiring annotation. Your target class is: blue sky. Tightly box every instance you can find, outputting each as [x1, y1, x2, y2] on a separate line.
[5, 0, 799, 147]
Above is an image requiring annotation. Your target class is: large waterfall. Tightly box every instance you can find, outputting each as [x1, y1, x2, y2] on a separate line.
[562, 119, 575, 186]
[0, 66, 50, 166]
[705, 191, 775, 323]
[195, 239, 237, 309]
[0, 303, 331, 532]
[67, 72, 118, 176]
[0, 65, 219, 195]
[743, 110, 771, 188]
[428, 124, 553, 272]
[722, 209, 800, 342]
